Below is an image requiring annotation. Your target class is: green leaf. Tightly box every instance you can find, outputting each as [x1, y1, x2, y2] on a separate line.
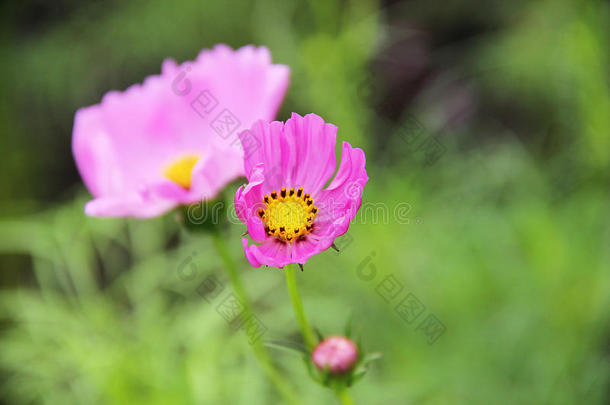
[361, 352, 383, 365]
[344, 313, 353, 338]
[264, 340, 309, 356]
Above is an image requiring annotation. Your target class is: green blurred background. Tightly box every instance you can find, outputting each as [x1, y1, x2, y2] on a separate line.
[1, 0, 609, 403]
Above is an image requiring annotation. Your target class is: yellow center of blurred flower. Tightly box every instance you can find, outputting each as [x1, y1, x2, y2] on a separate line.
[259, 187, 318, 243]
[163, 155, 199, 189]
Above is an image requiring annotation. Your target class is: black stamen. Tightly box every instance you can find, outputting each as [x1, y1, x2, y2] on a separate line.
[264, 195, 269, 203]
[297, 188, 303, 197]
[289, 188, 295, 196]
[306, 200, 312, 206]
[271, 191, 277, 199]
[312, 208, 317, 214]
[258, 209, 264, 217]
[280, 188, 286, 198]
[279, 226, 285, 232]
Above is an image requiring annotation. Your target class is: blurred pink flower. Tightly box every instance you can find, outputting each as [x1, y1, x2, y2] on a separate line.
[73, 45, 289, 218]
[235, 113, 368, 268]
[311, 336, 359, 374]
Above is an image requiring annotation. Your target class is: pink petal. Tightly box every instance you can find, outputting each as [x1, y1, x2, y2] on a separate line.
[85, 195, 176, 218]
[240, 113, 337, 195]
[234, 164, 265, 223]
[242, 238, 292, 268]
[242, 238, 262, 267]
[284, 113, 337, 196]
[315, 142, 368, 238]
[84, 179, 192, 218]
[239, 120, 285, 186]
[187, 144, 244, 201]
[246, 215, 268, 243]
[290, 237, 323, 265]
[73, 45, 289, 218]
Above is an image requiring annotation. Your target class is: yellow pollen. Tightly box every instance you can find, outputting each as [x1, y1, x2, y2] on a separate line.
[259, 187, 318, 243]
[163, 155, 199, 189]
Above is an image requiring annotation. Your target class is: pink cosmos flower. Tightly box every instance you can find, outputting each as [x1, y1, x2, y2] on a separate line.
[311, 336, 359, 374]
[235, 113, 368, 268]
[73, 45, 289, 218]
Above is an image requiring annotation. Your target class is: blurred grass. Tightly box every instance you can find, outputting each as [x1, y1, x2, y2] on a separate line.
[0, 0, 609, 404]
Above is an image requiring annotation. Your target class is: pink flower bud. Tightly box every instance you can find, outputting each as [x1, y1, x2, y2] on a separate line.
[311, 336, 358, 374]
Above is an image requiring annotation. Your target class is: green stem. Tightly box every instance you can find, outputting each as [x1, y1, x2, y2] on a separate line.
[284, 264, 357, 405]
[211, 234, 303, 405]
[336, 388, 356, 405]
[284, 264, 317, 349]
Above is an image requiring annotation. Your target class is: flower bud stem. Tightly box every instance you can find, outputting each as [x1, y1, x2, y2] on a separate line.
[284, 264, 357, 405]
[336, 387, 356, 405]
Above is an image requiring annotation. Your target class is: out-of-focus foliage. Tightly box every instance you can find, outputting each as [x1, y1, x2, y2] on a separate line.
[0, 0, 609, 404]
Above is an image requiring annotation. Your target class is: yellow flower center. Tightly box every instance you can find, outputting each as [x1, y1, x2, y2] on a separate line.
[163, 155, 199, 189]
[258, 187, 318, 243]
